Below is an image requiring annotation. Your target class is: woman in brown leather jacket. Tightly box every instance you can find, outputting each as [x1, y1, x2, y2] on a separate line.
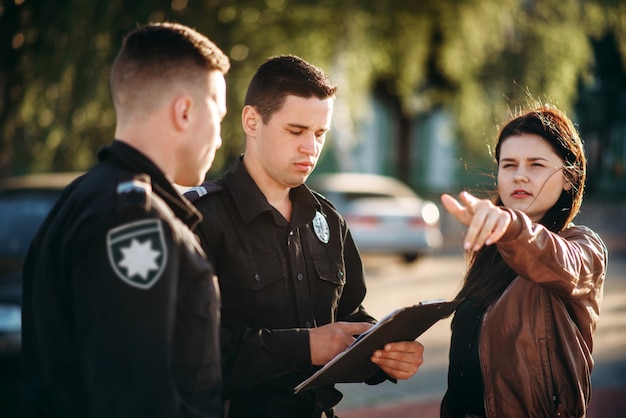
[439, 104, 608, 417]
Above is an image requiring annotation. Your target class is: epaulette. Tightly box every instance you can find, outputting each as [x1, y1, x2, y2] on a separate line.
[184, 180, 223, 203]
[311, 189, 337, 210]
[116, 174, 151, 214]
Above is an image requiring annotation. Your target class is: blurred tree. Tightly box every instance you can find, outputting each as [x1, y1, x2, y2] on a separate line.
[0, 0, 27, 178]
[575, 33, 626, 193]
[0, 0, 173, 175]
[1, 0, 625, 188]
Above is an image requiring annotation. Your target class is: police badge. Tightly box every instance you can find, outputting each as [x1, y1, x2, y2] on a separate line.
[312, 211, 330, 244]
[107, 219, 167, 289]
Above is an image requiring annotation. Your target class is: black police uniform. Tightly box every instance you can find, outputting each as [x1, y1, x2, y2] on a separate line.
[185, 157, 388, 418]
[20, 141, 222, 418]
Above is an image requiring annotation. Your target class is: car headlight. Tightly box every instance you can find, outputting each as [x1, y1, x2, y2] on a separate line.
[421, 202, 440, 225]
[0, 303, 21, 333]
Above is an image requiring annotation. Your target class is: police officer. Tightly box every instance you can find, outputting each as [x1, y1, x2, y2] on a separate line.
[20, 23, 229, 418]
[185, 55, 424, 418]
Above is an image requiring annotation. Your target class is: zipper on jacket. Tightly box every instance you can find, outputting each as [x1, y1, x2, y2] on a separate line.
[538, 336, 561, 414]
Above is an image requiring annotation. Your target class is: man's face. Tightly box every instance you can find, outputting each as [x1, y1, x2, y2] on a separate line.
[178, 70, 227, 186]
[251, 94, 334, 189]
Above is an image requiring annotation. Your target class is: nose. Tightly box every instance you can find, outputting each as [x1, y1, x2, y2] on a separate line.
[299, 133, 317, 156]
[513, 167, 528, 183]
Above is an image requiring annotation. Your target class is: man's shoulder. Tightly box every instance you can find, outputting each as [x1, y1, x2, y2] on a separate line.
[50, 166, 117, 215]
[309, 188, 338, 211]
[75, 166, 178, 223]
[40, 169, 158, 246]
[308, 188, 348, 227]
[184, 180, 224, 203]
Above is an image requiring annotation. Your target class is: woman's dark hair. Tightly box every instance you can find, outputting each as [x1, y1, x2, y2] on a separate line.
[456, 104, 587, 307]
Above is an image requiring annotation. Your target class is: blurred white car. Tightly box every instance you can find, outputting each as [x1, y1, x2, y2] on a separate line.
[307, 173, 442, 262]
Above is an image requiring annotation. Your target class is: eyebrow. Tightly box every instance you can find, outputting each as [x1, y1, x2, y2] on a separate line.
[285, 122, 329, 133]
[500, 156, 550, 163]
[286, 122, 309, 130]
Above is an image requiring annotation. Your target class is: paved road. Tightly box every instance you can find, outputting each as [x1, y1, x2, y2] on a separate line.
[334, 248, 626, 416]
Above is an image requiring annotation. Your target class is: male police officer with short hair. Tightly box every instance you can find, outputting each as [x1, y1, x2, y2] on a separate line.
[20, 23, 229, 418]
[186, 55, 424, 418]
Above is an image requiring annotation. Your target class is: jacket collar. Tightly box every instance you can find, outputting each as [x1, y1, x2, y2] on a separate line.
[223, 156, 321, 227]
[99, 140, 203, 229]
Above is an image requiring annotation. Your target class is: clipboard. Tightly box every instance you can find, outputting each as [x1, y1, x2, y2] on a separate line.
[294, 299, 461, 393]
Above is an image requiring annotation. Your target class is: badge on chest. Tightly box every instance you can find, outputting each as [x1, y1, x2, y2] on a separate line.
[312, 211, 330, 244]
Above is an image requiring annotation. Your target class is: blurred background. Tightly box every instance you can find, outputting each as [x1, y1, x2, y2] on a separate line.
[1, 0, 625, 416]
[1, 0, 625, 201]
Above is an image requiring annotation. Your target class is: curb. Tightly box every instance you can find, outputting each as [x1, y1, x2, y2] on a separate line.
[339, 387, 626, 418]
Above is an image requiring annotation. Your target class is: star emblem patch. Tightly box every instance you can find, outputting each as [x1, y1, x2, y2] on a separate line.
[107, 219, 167, 289]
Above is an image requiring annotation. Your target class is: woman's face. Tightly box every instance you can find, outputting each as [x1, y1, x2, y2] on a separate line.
[497, 133, 571, 222]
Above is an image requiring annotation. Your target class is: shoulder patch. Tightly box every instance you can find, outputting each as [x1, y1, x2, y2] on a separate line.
[117, 175, 151, 213]
[184, 181, 223, 203]
[107, 219, 167, 289]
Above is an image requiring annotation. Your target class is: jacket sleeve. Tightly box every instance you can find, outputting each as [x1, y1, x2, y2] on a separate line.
[496, 208, 608, 298]
[71, 211, 206, 417]
[219, 326, 312, 393]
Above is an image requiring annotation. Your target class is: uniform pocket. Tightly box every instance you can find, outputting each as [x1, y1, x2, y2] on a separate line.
[310, 255, 347, 320]
[220, 253, 285, 291]
[219, 253, 289, 328]
[311, 255, 346, 286]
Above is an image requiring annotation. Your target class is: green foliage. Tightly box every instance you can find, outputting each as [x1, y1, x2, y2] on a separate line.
[1, 0, 625, 178]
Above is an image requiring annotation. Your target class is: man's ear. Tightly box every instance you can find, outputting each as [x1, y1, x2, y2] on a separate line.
[173, 95, 193, 131]
[242, 105, 259, 136]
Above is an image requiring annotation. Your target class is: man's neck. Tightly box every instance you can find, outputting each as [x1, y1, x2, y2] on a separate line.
[242, 156, 293, 221]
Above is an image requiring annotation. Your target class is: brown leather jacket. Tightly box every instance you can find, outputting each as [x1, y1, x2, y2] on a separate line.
[443, 209, 607, 418]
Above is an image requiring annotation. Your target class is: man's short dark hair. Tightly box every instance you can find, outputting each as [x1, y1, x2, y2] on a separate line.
[244, 55, 337, 123]
[110, 22, 230, 110]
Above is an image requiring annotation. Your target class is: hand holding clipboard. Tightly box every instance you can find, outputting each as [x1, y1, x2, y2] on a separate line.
[294, 299, 461, 393]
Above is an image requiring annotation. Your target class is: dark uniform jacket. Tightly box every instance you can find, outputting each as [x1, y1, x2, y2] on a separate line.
[186, 157, 386, 418]
[20, 141, 222, 418]
[441, 208, 607, 418]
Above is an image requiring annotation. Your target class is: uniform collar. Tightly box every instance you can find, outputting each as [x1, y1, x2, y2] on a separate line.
[99, 140, 203, 229]
[224, 156, 321, 227]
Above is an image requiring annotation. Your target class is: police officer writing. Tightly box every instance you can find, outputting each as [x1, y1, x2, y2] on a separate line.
[20, 23, 229, 417]
[185, 55, 424, 418]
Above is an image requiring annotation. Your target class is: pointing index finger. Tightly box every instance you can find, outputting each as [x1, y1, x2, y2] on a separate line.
[441, 192, 472, 226]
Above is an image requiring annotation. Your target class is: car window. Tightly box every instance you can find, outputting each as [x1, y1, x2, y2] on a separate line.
[0, 191, 60, 258]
